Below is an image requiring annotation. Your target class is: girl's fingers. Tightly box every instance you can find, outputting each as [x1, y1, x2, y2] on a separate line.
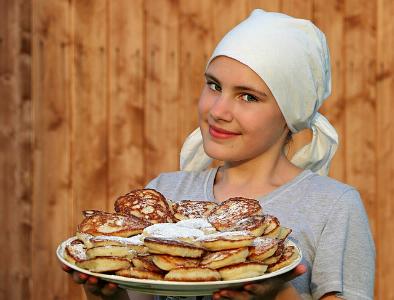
[72, 271, 89, 284]
[101, 282, 119, 296]
[62, 264, 73, 273]
[215, 289, 253, 300]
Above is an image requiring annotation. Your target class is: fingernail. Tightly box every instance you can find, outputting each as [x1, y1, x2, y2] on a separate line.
[87, 276, 98, 285]
[79, 273, 89, 281]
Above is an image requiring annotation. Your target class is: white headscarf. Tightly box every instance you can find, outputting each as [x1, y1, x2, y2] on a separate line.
[180, 9, 338, 176]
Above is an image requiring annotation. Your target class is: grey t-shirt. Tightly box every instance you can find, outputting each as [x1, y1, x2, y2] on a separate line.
[128, 168, 375, 300]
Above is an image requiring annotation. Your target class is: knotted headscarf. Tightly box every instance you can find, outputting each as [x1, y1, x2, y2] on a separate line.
[180, 9, 338, 176]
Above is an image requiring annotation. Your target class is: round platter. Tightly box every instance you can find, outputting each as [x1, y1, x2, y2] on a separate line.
[57, 236, 302, 296]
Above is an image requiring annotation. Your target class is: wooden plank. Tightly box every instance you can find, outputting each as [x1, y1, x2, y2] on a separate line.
[144, 0, 181, 180]
[0, 0, 32, 299]
[314, 0, 346, 181]
[178, 0, 215, 157]
[376, 0, 394, 298]
[212, 0, 248, 43]
[31, 0, 78, 299]
[246, 0, 281, 12]
[108, 0, 145, 200]
[72, 0, 109, 218]
[343, 0, 377, 263]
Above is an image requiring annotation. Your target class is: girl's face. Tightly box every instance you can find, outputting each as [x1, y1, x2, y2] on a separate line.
[198, 56, 288, 163]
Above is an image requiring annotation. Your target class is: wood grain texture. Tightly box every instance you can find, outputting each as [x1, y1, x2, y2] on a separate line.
[344, 0, 377, 235]
[72, 0, 109, 217]
[108, 0, 145, 201]
[1, 1, 393, 299]
[376, 0, 394, 297]
[32, 0, 77, 299]
[0, 1, 32, 299]
[178, 0, 214, 150]
[144, 0, 181, 178]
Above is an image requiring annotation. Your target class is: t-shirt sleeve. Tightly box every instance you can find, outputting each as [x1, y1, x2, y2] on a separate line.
[311, 188, 375, 300]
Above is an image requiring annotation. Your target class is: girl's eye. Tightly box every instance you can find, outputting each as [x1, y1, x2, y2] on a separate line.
[207, 82, 221, 92]
[241, 94, 259, 102]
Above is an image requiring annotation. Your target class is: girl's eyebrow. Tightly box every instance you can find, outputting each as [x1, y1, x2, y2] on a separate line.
[204, 72, 268, 98]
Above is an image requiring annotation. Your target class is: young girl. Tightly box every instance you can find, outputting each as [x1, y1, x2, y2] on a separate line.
[66, 9, 375, 300]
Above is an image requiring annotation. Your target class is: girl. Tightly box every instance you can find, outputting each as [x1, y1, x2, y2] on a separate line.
[66, 9, 375, 300]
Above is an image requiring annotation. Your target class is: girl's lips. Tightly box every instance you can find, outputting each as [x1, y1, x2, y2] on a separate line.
[208, 125, 241, 139]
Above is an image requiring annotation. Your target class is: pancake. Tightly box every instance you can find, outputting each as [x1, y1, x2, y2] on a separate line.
[131, 255, 163, 273]
[200, 247, 249, 269]
[218, 262, 268, 280]
[77, 210, 151, 237]
[229, 215, 267, 237]
[277, 227, 292, 240]
[86, 245, 136, 259]
[172, 200, 218, 221]
[116, 267, 164, 280]
[144, 237, 205, 258]
[164, 267, 221, 282]
[262, 240, 285, 264]
[267, 245, 299, 272]
[76, 257, 131, 273]
[262, 215, 280, 237]
[64, 239, 87, 264]
[197, 231, 255, 251]
[114, 189, 174, 223]
[152, 255, 200, 271]
[248, 237, 279, 262]
[208, 197, 262, 231]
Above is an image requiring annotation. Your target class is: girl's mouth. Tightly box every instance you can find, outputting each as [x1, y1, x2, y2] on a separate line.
[208, 125, 241, 139]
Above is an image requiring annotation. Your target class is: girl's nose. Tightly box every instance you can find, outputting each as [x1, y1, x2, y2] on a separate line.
[209, 94, 233, 122]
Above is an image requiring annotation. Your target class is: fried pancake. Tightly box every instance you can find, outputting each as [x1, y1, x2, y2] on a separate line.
[164, 267, 221, 282]
[277, 227, 292, 240]
[116, 267, 164, 280]
[262, 240, 285, 264]
[267, 245, 299, 272]
[64, 239, 87, 264]
[208, 197, 262, 231]
[198, 231, 255, 251]
[144, 237, 205, 258]
[172, 200, 218, 221]
[229, 215, 267, 237]
[142, 223, 205, 243]
[86, 246, 136, 259]
[176, 218, 217, 234]
[76, 257, 131, 273]
[262, 215, 280, 237]
[248, 237, 279, 262]
[114, 189, 174, 223]
[152, 255, 200, 271]
[219, 262, 267, 280]
[131, 255, 163, 273]
[77, 210, 151, 237]
[76, 232, 148, 254]
[200, 247, 249, 269]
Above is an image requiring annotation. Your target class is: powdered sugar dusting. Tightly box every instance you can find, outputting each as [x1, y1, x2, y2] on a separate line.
[196, 230, 252, 241]
[176, 218, 215, 230]
[92, 234, 144, 246]
[143, 223, 205, 239]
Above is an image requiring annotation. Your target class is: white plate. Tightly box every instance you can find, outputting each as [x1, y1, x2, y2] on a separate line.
[57, 237, 302, 296]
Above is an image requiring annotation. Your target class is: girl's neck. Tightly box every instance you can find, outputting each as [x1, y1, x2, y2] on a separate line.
[213, 151, 303, 201]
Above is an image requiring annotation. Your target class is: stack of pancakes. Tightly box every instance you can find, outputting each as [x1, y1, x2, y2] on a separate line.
[64, 189, 299, 281]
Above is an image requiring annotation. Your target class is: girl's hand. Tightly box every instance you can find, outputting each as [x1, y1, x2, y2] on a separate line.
[61, 264, 120, 297]
[212, 264, 307, 300]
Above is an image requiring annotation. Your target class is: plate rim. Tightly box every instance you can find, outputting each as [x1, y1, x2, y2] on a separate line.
[57, 236, 302, 292]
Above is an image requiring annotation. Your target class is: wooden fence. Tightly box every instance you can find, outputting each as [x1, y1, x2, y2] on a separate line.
[1, 0, 393, 299]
